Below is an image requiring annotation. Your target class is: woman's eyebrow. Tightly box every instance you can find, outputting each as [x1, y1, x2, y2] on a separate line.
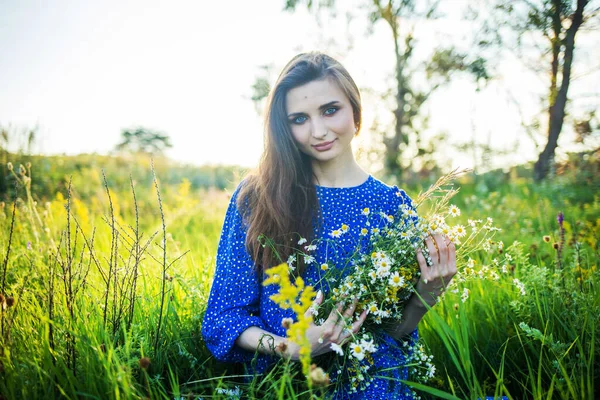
[287, 100, 341, 118]
[318, 100, 341, 110]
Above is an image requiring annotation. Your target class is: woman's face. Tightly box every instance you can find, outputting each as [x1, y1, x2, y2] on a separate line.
[285, 77, 357, 163]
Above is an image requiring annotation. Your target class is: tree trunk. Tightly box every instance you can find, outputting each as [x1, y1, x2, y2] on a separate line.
[385, 18, 406, 178]
[534, 0, 588, 181]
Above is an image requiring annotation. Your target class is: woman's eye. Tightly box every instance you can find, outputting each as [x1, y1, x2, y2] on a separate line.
[292, 116, 307, 124]
[324, 107, 338, 116]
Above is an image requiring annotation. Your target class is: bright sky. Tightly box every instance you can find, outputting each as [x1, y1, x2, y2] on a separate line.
[1, 0, 598, 172]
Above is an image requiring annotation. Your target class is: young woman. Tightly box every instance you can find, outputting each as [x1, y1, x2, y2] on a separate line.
[201, 52, 457, 399]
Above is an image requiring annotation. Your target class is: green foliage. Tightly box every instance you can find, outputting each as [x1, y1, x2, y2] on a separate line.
[0, 153, 246, 203]
[116, 127, 173, 155]
[0, 156, 598, 399]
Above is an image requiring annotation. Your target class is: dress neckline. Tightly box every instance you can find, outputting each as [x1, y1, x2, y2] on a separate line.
[314, 174, 373, 190]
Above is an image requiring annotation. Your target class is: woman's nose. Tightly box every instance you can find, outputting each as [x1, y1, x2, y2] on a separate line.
[311, 118, 328, 139]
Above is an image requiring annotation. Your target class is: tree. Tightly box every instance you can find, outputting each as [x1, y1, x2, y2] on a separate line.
[283, 0, 489, 181]
[115, 127, 173, 155]
[476, 0, 599, 181]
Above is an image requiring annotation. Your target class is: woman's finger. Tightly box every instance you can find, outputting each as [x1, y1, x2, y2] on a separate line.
[342, 299, 357, 319]
[351, 310, 367, 333]
[321, 303, 343, 341]
[425, 236, 439, 266]
[329, 300, 359, 343]
[304, 289, 323, 318]
[338, 310, 367, 346]
[324, 302, 344, 326]
[432, 234, 449, 271]
[416, 249, 430, 282]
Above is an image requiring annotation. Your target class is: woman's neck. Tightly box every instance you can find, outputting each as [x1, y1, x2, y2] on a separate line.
[311, 153, 369, 188]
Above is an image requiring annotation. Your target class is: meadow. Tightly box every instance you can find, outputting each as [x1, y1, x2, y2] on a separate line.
[0, 154, 598, 400]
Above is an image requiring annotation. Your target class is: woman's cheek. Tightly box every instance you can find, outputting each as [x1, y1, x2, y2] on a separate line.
[331, 111, 354, 134]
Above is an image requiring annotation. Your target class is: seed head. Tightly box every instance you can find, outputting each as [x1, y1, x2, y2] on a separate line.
[139, 357, 151, 370]
[6, 297, 15, 308]
[281, 317, 293, 329]
[26, 162, 31, 169]
[6, 162, 13, 171]
[309, 364, 330, 387]
[275, 340, 288, 355]
[543, 236, 551, 243]
[19, 164, 26, 175]
[553, 243, 559, 250]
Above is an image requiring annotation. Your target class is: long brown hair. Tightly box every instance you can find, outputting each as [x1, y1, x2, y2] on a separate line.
[237, 52, 362, 273]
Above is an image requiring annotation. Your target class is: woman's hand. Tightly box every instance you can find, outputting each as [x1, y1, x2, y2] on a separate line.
[280, 290, 367, 361]
[414, 233, 457, 308]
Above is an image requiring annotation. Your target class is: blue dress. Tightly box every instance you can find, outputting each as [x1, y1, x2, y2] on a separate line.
[202, 175, 419, 399]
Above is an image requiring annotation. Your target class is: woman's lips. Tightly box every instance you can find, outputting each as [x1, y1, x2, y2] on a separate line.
[312, 139, 335, 151]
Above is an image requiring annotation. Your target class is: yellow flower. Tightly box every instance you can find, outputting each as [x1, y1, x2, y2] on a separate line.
[360, 228, 369, 236]
[341, 224, 349, 232]
[320, 263, 329, 271]
[362, 207, 370, 216]
[330, 229, 342, 238]
[263, 263, 316, 378]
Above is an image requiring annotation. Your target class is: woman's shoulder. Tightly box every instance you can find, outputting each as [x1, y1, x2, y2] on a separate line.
[369, 175, 414, 207]
[226, 176, 256, 210]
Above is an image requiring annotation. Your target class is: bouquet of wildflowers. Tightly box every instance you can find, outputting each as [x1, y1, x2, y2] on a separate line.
[263, 169, 503, 393]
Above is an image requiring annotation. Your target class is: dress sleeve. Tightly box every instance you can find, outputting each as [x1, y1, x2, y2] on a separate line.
[201, 181, 267, 363]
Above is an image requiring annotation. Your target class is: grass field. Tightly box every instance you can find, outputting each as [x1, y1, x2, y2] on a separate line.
[0, 156, 598, 399]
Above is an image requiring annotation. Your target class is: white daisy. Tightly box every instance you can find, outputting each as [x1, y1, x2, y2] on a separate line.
[330, 229, 342, 238]
[448, 204, 461, 217]
[350, 342, 365, 361]
[388, 272, 405, 288]
[330, 343, 344, 356]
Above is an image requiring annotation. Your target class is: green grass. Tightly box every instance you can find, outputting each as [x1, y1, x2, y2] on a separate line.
[0, 157, 598, 399]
